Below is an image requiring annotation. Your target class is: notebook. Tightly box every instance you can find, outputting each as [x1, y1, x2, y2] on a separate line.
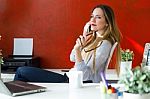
[0, 76, 46, 96]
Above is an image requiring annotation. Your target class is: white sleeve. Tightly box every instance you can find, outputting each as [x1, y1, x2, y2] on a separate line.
[74, 40, 112, 81]
[70, 49, 75, 62]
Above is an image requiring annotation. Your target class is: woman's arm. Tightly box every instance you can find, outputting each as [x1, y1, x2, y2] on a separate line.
[75, 40, 112, 70]
[71, 40, 112, 81]
[70, 22, 91, 63]
[70, 49, 75, 62]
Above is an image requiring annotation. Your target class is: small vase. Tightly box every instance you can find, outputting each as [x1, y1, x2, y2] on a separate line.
[120, 61, 132, 76]
[123, 92, 150, 99]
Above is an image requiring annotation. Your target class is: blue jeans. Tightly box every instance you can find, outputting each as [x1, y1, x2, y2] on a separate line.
[14, 66, 69, 83]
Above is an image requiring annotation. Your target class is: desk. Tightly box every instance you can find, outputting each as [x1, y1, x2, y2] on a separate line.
[0, 83, 123, 99]
[1, 69, 119, 82]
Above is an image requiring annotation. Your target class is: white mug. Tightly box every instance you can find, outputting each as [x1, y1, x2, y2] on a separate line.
[68, 70, 83, 88]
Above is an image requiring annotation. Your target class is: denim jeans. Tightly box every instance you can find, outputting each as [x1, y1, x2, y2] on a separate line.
[14, 66, 69, 83]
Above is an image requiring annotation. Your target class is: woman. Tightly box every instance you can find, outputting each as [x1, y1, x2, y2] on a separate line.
[14, 4, 121, 83]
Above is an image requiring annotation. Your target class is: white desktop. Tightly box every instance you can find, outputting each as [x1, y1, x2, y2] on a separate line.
[1, 69, 119, 82]
[0, 69, 122, 99]
[0, 83, 124, 99]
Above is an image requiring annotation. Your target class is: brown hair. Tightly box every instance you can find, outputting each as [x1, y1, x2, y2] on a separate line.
[93, 4, 122, 74]
[83, 4, 122, 74]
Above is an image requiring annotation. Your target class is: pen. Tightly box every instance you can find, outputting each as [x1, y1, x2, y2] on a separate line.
[100, 72, 108, 89]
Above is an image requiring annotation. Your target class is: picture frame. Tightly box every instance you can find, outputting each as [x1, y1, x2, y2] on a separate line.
[142, 43, 150, 66]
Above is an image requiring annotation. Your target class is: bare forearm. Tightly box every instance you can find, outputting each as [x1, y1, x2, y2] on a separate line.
[74, 49, 83, 63]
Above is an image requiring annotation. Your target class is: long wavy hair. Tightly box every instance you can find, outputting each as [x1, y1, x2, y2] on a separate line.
[82, 4, 122, 74]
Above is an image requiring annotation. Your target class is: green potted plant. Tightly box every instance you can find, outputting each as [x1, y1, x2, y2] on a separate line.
[121, 49, 134, 62]
[120, 49, 134, 75]
[119, 66, 150, 99]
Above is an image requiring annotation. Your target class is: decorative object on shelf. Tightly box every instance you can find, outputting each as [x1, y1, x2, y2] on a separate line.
[142, 43, 150, 66]
[119, 66, 150, 99]
[120, 49, 134, 75]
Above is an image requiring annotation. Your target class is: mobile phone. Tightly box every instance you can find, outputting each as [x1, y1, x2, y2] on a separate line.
[87, 25, 91, 33]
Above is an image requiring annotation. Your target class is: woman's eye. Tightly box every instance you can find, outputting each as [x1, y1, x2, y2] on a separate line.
[90, 15, 94, 18]
[95, 16, 101, 19]
[90, 15, 101, 19]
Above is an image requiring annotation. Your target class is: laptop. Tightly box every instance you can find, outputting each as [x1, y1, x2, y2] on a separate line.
[0, 75, 46, 97]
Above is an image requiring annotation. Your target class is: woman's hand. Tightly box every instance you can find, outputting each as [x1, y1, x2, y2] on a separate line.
[74, 22, 93, 51]
[74, 35, 86, 51]
[73, 35, 85, 63]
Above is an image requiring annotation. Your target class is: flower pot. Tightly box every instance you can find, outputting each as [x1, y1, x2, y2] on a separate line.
[123, 92, 150, 99]
[120, 61, 132, 76]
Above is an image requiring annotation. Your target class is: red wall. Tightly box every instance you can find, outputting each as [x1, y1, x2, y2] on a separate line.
[0, 0, 150, 69]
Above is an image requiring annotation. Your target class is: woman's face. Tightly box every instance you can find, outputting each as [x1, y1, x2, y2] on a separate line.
[90, 8, 108, 33]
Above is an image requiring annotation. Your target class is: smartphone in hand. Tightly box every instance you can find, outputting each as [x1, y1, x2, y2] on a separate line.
[87, 25, 91, 33]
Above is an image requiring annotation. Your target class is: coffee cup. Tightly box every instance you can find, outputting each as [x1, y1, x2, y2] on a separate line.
[68, 70, 83, 88]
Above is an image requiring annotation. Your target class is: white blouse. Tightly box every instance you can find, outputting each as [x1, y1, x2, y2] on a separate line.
[70, 40, 112, 83]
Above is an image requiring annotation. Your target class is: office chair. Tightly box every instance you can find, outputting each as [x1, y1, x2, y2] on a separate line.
[105, 42, 118, 70]
[105, 42, 118, 83]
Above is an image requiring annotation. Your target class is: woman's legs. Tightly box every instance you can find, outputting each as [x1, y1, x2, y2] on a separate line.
[14, 66, 68, 83]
